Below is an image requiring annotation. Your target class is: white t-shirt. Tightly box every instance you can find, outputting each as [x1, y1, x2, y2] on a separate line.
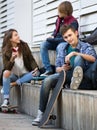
[12, 54, 28, 76]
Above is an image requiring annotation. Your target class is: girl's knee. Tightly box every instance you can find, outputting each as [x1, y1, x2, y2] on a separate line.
[3, 70, 11, 78]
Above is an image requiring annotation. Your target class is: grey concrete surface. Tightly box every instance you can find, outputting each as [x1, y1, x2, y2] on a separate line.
[0, 112, 63, 130]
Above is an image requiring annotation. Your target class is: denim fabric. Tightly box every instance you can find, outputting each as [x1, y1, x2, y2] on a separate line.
[39, 56, 94, 112]
[2, 72, 35, 99]
[39, 73, 60, 112]
[16, 72, 34, 85]
[40, 40, 62, 72]
[56, 40, 97, 68]
[3, 77, 10, 99]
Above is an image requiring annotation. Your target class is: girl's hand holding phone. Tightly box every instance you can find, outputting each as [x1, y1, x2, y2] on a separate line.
[10, 47, 19, 62]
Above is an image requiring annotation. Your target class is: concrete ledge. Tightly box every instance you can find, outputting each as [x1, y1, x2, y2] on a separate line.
[20, 84, 97, 130]
[0, 84, 97, 130]
[0, 85, 21, 107]
[20, 83, 41, 116]
[61, 89, 97, 130]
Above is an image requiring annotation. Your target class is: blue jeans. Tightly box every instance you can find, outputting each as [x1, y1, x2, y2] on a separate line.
[65, 56, 86, 85]
[39, 73, 60, 112]
[3, 72, 35, 99]
[39, 56, 93, 112]
[40, 40, 59, 72]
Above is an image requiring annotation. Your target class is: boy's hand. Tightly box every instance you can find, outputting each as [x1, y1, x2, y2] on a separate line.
[62, 63, 71, 71]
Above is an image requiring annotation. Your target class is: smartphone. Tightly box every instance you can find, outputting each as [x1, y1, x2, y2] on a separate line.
[64, 62, 70, 65]
[12, 47, 19, 52]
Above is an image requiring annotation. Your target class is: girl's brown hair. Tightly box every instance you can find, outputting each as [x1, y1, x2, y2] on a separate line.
[2, 29, 22, 56]
[2, 29, 18, 49]
[58, 1, 73, 16]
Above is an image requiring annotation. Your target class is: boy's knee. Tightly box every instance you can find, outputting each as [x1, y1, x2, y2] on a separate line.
[74, 55, 84, 63]
[43, 76, 53, 90]
[40, 41, 46, 50]
[74, 56, 85, 68]
[44, 76, 52, 85]
[75, 55, 82, 60]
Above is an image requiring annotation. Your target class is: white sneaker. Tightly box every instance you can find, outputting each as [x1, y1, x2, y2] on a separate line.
[32, 110, 43, 126]
[40, 71, 53, 76]
[70, 66, 83, 90]
[1, 88, 4, 94]
[1, 99, 9, 107]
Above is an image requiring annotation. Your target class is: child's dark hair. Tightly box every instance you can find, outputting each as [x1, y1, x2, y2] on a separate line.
[58, 1, 73, 16]
[60, 25, 76, 35]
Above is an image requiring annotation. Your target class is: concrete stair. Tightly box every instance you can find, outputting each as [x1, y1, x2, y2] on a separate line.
[1, 83, 97, 130]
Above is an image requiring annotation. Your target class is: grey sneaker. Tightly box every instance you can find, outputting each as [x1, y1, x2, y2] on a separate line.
[1, 99, 10, 107]
[32, 110, 43, 126]
[40, 71, 53, 76]
[70, 66, 83, 90]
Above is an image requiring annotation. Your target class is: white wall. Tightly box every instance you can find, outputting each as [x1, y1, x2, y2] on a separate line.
[32, 0, 97, 45]
[14, 0, 32, 45]
[0, 0, 97, 46]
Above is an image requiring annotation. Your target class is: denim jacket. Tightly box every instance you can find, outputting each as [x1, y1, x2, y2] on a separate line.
[56, 40, 97, 68]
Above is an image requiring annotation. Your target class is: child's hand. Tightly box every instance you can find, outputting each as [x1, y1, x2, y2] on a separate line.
[32, 68, 40, 77]
[48, 36, 54, 38]
[12, 47, 19, 52]
[62, 63, 71, 71]
[10, 47, 19, 62]
[10, 53, 17, 62]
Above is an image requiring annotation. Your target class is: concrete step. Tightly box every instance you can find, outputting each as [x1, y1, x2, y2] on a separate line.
[0, 112, 63, 130]
[1, 84, 97, 130]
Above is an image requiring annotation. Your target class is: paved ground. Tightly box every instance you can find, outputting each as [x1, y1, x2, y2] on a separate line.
[0, 112, 63, 130]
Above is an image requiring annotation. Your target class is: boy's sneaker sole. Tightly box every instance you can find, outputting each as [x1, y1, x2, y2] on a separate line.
[70, 66, 83, 90]
[32, 121, 39, 126]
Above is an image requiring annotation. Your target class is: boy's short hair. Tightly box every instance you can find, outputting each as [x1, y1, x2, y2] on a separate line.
[60, 25, 76, 35]
[58, 1, 73, 16]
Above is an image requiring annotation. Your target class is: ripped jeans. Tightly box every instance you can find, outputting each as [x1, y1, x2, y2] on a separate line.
[2, 71, 39, 99]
